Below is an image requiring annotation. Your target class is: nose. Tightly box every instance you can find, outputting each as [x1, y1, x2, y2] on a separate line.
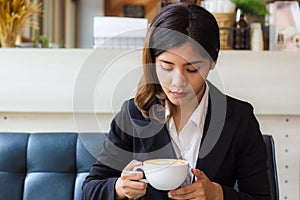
[172, 71, 187, 87]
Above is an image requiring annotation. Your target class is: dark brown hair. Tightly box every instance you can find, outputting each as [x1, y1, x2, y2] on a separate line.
[134, 3, 220, 120]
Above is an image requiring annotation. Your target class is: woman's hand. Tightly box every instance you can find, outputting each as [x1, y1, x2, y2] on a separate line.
[167, 168, 223, 200]
[115, 160, 147, 199]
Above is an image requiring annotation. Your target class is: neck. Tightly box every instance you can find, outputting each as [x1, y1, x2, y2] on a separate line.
[173, 99, 197, 133]
[172, 84, 207, 132]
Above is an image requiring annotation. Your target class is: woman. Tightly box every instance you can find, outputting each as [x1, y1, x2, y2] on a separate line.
[82, 3, 270, 200]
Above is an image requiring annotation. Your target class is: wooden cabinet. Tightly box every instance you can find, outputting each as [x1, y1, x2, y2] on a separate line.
[105, 0, 161, 22]
[104, 0, 201, 22]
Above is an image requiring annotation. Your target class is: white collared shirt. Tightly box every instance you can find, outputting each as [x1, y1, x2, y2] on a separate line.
[166, 83, 209, 183]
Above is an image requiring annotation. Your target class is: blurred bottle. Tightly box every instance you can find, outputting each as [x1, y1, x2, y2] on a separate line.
[262, 25, 269, 50]
[233, 9, 250, 50]
[180, 0, 197, 5]
[262, 14, 269, 50]
[161, 0, 179, 8]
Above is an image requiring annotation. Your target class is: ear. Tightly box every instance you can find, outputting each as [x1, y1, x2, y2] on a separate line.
[210, 61, 217, 70]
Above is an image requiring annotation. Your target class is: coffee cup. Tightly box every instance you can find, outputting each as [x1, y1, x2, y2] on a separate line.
[135, 159, 189, 190]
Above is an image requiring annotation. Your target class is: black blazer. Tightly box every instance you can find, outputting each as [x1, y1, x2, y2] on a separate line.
[82, 83, 271, 200]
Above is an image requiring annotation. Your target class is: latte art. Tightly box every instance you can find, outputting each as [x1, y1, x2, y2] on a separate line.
[145, 159, 187, 165]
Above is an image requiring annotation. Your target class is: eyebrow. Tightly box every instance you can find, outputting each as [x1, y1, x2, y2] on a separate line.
[158, 59, 203, 66]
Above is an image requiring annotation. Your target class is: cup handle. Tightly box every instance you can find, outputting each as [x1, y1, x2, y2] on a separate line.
[133, 166, 149, 183]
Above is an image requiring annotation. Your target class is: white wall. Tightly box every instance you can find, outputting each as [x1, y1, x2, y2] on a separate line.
[0, 49, 299, 199]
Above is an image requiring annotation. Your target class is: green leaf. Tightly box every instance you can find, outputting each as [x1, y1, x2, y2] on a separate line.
[230, 0, 269, 16]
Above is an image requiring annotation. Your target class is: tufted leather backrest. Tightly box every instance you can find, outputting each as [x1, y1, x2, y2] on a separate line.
[263, 135, 279, 200]
[0, 132, 107, 200]
[233, 135, 279, 200]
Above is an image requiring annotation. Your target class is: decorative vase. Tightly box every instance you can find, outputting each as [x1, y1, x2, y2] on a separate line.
[0, 0, 42, 48]
[0, 32, 17, 48]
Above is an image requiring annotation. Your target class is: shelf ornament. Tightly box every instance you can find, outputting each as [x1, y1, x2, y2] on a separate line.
[0, 0, 42, 48]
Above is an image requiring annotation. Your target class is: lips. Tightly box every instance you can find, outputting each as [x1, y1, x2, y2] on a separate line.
[170, 91, 188, 98]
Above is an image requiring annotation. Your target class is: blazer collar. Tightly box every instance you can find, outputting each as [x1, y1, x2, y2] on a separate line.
[197, 82, 238, 180]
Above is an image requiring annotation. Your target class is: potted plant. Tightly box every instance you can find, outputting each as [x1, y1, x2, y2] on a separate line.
[0, 0, 42, 48]
[230, 0, 269, 23]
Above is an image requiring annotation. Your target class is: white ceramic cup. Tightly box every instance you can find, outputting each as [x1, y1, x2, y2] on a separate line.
[135, 159, 189, 190]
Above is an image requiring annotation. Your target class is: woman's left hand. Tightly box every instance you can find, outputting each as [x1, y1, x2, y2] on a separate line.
[167, 168, 223, 200]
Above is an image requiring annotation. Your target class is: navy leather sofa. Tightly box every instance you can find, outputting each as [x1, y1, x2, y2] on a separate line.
[0, 132, 106, 200]
[0, 132, 279, 200]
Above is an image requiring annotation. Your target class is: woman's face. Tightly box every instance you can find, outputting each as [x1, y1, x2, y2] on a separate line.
[155, 42, 214, 107]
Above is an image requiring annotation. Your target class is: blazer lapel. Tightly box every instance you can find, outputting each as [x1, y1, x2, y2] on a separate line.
[196, 83, 240, 180]
[135, 121, 177, 161]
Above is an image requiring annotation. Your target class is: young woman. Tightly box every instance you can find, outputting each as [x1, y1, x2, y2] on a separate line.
[82, 3, 270, 200]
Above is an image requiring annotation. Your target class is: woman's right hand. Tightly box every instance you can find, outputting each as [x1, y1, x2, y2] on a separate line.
[115, 160, 147, 199]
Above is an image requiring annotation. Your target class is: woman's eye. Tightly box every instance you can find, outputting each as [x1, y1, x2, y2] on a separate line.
[186, 67, 199, 73]
[161, 65, 172, 71]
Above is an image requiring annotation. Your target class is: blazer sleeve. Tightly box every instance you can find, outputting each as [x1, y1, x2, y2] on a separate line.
[221, 105, 271, 200]
[82, 100, 135, 200]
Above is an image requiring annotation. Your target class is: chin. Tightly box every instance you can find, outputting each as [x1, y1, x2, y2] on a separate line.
[167, 97, 178, 106]
[168, 97, 186, 107]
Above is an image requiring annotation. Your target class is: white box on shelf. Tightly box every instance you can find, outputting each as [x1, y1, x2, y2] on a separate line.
[93, 17, 148, 49]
